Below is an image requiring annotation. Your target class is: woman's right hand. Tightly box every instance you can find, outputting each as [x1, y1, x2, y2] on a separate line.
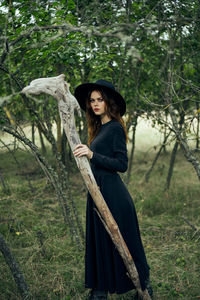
[73, 144, 93, 159]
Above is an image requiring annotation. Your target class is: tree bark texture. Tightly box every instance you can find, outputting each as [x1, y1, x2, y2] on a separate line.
[165, 140, 179, 190]
[165, 111, 185, 190]
[126, 115, 138, 184]
[196, 100, 199, 150]
[61, 128, 67, 166]
[22, 74, 151, 300]
[0, 234, 30, 300]
[31, 122, 35, 144]
[38, 126, 46, 155]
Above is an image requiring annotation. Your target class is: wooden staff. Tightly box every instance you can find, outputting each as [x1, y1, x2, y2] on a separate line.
[22, 74, 151, 300]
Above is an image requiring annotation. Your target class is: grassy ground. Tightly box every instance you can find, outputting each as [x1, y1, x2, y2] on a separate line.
[0, 147, 199, 300]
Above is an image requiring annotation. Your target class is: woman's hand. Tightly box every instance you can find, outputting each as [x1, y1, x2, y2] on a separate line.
[73, 144, 93, 159]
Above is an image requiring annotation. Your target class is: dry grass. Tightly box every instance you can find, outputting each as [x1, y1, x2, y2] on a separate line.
[0, 147, 199, 300]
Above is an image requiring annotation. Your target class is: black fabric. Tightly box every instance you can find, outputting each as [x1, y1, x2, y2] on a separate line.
[85, 119, 150, 294]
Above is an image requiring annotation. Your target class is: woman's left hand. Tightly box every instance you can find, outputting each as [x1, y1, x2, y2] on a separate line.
[73, 144, 93, 159]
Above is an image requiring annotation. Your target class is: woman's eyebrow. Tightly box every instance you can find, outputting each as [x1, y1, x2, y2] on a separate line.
[90, 97, 103, 100]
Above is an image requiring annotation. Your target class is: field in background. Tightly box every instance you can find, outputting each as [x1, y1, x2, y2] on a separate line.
[0, 121, 199, 300]
[1, 116, 196, 155]
[0, 118, 165, 152]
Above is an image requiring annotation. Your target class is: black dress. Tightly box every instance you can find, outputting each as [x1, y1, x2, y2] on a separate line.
[85, 119, 149, 294]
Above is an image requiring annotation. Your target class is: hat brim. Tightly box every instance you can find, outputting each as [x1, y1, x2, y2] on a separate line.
[74, 83, 126, 116]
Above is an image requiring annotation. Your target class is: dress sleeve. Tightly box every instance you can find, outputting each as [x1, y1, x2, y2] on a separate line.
[90, 126, 128, 173]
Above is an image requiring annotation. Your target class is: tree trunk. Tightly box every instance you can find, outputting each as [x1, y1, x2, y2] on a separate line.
[61, 128, 67, 166]
[0, 171, 7, 190]
[22, 74, 151, 300]
[165, 140, 179, 190]
[56, 114, 62, 154]
[0, 170, 10, 193]
[163, 112, 168, 154]
[165, 111, 185, 190]
[31, 122, 35, 144]
[0, 234, 30, 300]
[126, 115, 138, 184]
[196, 101, 199, 150]
[38, 125, 46, 155]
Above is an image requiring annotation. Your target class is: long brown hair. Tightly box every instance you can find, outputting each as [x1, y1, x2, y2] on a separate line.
[86, 88, 128, 144]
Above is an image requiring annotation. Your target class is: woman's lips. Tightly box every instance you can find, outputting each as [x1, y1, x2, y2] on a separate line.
[94, 108, 100, 111]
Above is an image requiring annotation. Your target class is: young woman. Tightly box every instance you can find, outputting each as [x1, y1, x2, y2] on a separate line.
[73, 80, 152, 300]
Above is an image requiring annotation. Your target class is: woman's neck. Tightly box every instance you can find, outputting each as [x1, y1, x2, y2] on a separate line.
[101, 114, 112, 125]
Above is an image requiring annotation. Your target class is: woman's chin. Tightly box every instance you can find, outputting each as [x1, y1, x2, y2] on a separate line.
[94, 112, 102, 116]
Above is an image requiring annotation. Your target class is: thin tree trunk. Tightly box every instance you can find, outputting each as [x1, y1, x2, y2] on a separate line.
[165, 111, 185, 190]
[22, 74, 151, 300]
[31, 122, 35, 144]
[126, 115, 138, 184]
[0, 170, 10, 193]
[61, 128, 67, 166]
[0, 171, 7, 190]
[68, 143, 72, 162]
[145, 132, 170, 183]
[163, 113, 168, 154]
[196, 101, 199, 150]
[0, 234, 31, 300]
[80, 114, 88, 144]
[38, 125, 46, 154]
[165, 140, 179, 190]
[56, 114, 62, 154]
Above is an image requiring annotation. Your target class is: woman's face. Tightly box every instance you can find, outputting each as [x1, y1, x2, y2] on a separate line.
[89, 90, 107, 116]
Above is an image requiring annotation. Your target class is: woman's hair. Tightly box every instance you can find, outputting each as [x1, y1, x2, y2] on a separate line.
[86, 88, 128, 144]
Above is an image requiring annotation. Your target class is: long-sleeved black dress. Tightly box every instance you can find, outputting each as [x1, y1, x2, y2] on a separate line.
[85, 119, 149, 294]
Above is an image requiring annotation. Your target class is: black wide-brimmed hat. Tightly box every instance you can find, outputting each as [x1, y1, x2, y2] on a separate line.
[74, 79, 126, 116]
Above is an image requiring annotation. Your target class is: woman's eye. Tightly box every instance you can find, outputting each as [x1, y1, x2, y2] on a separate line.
[89, 98, 104, 103]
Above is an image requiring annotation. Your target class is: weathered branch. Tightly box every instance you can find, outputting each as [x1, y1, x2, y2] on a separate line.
[22, 74, 151, 300]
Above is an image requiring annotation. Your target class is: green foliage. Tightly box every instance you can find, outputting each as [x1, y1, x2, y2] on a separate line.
[1, 0, 200, 115]
[0, 2, 200, 298]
